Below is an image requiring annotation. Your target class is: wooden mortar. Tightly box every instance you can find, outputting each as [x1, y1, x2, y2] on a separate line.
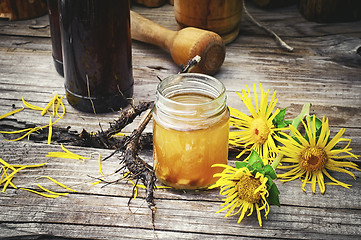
[173, 0, 243, 44]
[131, 11, 226, 75]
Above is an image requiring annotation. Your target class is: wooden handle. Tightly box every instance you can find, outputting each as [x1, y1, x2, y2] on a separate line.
[130, 10, 225, 75]
[130, 10, 176, 51]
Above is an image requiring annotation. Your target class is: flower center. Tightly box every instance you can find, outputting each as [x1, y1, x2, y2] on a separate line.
[300, 147, 328, 171]
[236, 174, 262, 203]
[250, 118, 270, 145]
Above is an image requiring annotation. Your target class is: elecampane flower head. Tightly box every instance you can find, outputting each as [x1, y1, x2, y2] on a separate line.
[212, 164, 270, 227]
[277, 115, 360, 194]
[229, 84, 287, 165]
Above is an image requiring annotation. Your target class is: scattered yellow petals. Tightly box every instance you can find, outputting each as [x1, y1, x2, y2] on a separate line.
[0, 158, 47, 194]
[0, 158, 73, 199]
[41, 95, 56, 116]
[11, 163, 47, 168]
[46, 144, 89, 161]
[1, 94, 65, 142]
[19, 187, 60, 198]
[1, 167, 16, 190]
[0, 167, 6, 182]
[1, 166, 26, 192]
[7, 176, 18, 189]
[121, 171, 170, 199]
[46, 152, 84, 160]
[6, 127, 41, 142]
[37, 176, 77, 192]
[48, 116, 53, 145]
[52, 95, 57, 117]
[0, 107, 24, 120]
[0, 158, 16, 171]
[58, 100, 66, 117]
[134, 182, 146, 189]
[155, 185, 172, 189]
[90, 152, 104, 185]
[37, 184, 69, 196]
[60, 144, 82, 157]
[114, 132, 127, 137]
[91, 180, 103, 185]
[0, 127, 34, 135]
[94, 152, 103, 176]
[22, 97, 43, 111]
[55, 96, 64, 117]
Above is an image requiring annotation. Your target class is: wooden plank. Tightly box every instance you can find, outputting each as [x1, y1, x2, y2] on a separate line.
[0, 141, 360, 239]
[0, 2, 361, 239]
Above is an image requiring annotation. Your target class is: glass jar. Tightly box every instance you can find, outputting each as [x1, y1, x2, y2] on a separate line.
[59, 0, 133, 113]
[153, 73, 229, 190]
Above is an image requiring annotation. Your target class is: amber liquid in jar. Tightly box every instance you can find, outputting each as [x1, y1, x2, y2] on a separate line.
[153, 74, 229, 190]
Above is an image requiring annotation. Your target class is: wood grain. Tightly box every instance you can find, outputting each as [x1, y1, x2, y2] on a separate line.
[0, 3, 361, 239]
[0, 142, 360, 239]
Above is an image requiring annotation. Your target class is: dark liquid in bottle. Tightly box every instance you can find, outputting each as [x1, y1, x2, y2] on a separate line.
[59, 0, 133, 113]
[47, 0, 63, 76]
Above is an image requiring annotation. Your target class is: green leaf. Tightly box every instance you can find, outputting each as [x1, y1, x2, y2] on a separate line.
[273, 108, 288, 128]
[235, 161, 248, 169]
[252, 161, 264, 172]
[314, 116, 322, 130]
[248, 150, 261, 166]
[267, 182, 280, 207]
[264, 164, 277, 180]
[274, 108, 286, 122]
[304, 115, 323, 141]
[285, 120, 292, 125]
[266, 177, 273, 188]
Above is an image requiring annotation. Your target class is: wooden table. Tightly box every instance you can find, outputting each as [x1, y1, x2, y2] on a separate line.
[1, 2, 361, 239]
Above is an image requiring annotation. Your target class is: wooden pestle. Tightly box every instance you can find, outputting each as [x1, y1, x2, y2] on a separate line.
[130, 11, 226, 75]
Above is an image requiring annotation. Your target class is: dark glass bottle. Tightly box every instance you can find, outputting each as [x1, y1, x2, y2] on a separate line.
[47, 0, 63, 76]
[59, 0, 133, 113]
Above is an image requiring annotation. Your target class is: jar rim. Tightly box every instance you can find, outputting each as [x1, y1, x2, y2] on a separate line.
[156, 73, 226, 107]
[154, 73, 228, 130]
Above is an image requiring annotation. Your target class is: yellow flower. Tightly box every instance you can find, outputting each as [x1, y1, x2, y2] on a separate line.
[277, 115, 360, 194]
[229, 84, 284, 164]
[212, 164, 270, 227]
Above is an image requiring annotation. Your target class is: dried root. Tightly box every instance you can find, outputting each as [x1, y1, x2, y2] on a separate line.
[76, 101, 154, 149]
[117, 109, 156, 209]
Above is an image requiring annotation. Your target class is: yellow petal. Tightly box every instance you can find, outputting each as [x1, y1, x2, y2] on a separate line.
[0, 127, 34, 135]
[20, 187, 60, 198]
[11, 163, 46, 168]
[0, 107, 24, 120]
[48, 116, 53, 145]
[37, 184, 69, 196]
[22, 97, 43, 111]
[91, 152, 103, 176]
[37, 176, 77, 192]
[91, 180, 103, 185]
[0, 158, 16, 171]
[1, 166, 26, 192]
[41, 97, 55, 116]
